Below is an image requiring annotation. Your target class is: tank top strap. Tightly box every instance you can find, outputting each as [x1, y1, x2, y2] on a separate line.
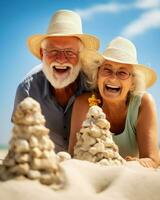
[127, 92, 145, 130]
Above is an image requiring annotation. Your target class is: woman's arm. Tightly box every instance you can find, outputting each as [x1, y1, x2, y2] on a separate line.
[68, 93, 91, 156]
[136, 93, 159, 167]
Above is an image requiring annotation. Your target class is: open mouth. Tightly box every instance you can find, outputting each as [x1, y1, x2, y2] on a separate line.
[105, 84, 121, 93]
[53, 66, 71, 74]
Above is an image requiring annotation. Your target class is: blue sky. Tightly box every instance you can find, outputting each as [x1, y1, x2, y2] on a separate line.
[0, 0, 160, 145]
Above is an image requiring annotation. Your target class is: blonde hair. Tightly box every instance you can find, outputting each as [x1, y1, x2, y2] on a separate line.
[83, 63, 146, 95]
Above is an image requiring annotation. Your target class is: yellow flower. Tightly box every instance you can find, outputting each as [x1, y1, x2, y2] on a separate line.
[88, 94, 101, 107]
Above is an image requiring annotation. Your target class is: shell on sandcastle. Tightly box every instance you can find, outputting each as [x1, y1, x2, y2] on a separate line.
[0, 97, 66, 190]
[73, 105, 126, 166]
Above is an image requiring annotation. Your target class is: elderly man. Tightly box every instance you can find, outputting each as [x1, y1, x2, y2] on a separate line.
[13, 10, 99, 152]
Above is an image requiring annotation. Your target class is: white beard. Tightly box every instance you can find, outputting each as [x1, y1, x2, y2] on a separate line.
[42, 60, 81, 89]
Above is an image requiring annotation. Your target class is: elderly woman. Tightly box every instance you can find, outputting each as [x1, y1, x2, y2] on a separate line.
[68, 37, 159, 168]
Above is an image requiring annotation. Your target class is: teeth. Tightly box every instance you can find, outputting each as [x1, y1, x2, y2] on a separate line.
[106, 84, 120, 89]
[54, 66, 68, 69]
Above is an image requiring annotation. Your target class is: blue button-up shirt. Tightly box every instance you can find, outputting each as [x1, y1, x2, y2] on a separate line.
[13, 64, 89, 152]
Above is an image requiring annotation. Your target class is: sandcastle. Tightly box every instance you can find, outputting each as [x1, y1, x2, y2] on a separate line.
[0, 97, 66, 189]
[74, 105, 126, 166]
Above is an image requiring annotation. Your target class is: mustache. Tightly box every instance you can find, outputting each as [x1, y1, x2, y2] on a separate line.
[49, 62, 73, 69]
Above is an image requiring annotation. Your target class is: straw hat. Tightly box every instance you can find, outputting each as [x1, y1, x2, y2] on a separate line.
[28, 10, 99, 59]
[83, 37, 157, 88]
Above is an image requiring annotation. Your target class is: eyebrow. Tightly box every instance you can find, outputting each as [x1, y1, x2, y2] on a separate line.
[103, 63, 112, 68]
[43, 47, 76, 51]
[104, 62, 131, 69]
[118, 67, 130, 70]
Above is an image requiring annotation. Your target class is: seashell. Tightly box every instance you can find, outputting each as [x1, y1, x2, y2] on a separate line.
[93, 142, 105, 152]
[89, 147, 98, 155]
[99, 159, 110, 166]
[104, 138, 114, 148]
[103, 149, 115, 159]
[113, 151, 120, 158]
[39, 136, 54, 150]
[74, 148, 84, 158]
[95, 152, 104, 162]
[80, 127, 90, 134]
[57, 152, 71, 162]
[15, 153, 30, 163]
[87, 105, 106, 119]
[13, 97, 41, 115]
[33, 112, 46, 125]
[9, 138, 16, 148]
[41, 150, 50, 158]
[13, 125, 49, 137]
[12, 125, 31, 139]
[76, 133, 83, 144]
[29, 136, 39, 148]
[112, 144, 119, 152]
[30, 147, 42, 158]
[80, 144, 90, 151]
[41, 150, 55, 158]
[82, 133, 96, 146]
[30, 125, 49, 136]
[88, 126, 102, 138]
[9, 163, 30, 175]
[82, 119, 91, 127]
[74, 139, 83, 149]
[96, 118, 110, 129]
[47, 139, 55, 150]
[31, 158, 58, 171]
[40, 173, 56, 185]
[14, 139, 30, 153]
[81, 151, 93, 161]
[27, 170, 41, 179]
[101, 130, 112, 137]
[13, 112, 46, 126]
[12, 97, 46, 125]
[112, 159, 122, 166]
[3, 158, 15, 167]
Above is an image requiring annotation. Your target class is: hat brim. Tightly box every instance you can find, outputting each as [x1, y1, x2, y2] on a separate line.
[27, 33, 99, 59]
[102, 55, 157, 88]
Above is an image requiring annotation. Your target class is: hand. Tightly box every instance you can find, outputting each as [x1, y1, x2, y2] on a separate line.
[125, 156, 157, 168]
[138, 158, 157, 168]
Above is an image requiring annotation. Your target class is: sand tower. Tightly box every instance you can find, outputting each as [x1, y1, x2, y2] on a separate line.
[0, 97, 66, 189]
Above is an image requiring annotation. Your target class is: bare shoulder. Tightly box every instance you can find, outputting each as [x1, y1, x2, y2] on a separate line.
[141, 93, 156, 107]
[74, 92, 92, 108]
[140, 92, 157, 113]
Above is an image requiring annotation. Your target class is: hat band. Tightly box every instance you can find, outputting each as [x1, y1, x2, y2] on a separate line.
[47, 22, 83, 35]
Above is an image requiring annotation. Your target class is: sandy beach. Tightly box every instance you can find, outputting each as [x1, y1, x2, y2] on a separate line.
[0, 148, 160, 200]
[0, 158, 160, 200]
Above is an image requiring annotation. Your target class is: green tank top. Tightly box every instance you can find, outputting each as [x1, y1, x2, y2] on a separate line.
[112, 93, 144, 158]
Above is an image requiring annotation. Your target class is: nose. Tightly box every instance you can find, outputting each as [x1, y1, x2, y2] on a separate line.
[55, 51, 68, 64]
[109, 72, 118, 80]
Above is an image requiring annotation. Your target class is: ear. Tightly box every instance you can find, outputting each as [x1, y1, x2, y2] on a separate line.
[40, 48, 43, 60]
[130, 82, 135, 92]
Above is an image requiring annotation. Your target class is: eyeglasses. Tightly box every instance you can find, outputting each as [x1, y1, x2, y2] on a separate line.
[42, 48, 79, 59]
[100, 66, 133, 80]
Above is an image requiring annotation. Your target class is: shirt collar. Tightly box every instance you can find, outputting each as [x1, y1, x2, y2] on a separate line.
[42, 71, 88, 99]
[43, 76, 52, 98]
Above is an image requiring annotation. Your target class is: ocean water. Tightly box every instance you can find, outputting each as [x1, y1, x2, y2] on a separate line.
[0, 144, 8, 150]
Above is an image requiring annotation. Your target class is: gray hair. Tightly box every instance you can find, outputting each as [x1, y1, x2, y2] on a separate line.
[83, 64, 146, 96]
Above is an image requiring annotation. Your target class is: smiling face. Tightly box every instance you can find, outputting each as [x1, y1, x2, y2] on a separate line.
[40, 36, 83, 88]
[97, 60, 134, 102]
